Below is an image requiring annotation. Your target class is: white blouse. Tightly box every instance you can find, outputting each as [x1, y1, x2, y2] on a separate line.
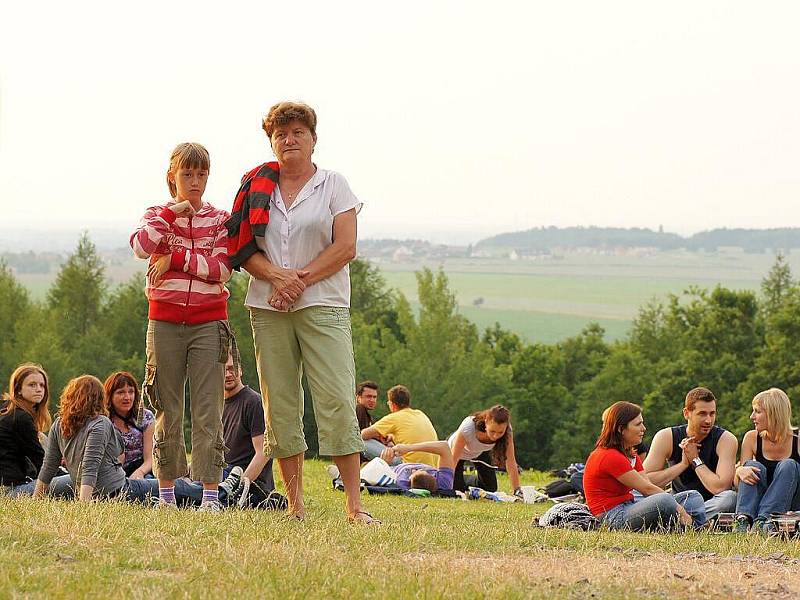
[245, 168, 362, 311]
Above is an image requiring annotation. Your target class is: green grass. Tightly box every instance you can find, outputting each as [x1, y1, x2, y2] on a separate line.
[3, 461, 800, 599]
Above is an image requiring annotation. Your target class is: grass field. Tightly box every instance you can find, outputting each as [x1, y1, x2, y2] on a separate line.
[2, 461, 799, 599]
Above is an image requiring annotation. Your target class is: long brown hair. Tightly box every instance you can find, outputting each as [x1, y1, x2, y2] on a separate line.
[595, 401, 642, 457]
[58, 376, 106, 439]
[103, 371, 141, 428]
[1, 363, 52, 433]
[473, 405, 511, 467]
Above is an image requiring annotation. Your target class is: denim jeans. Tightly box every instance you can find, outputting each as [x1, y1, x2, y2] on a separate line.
[603, 490, 706, 531]
[703, 489, 737, 519]
[363, 439, 402, 465]
[8, 474, 75, 499]
[735, 459, 800, 520]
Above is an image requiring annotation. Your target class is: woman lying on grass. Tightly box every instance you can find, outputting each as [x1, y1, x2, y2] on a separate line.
[33, 375, 244, 507]
[733, 388, 800, 534]
[583, 401, 706, 531]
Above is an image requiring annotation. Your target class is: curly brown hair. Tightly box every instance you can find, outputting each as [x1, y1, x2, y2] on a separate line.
[1, 363, 52, 433]
[59, 375, 106, 439]
[262, 101, 317, 139]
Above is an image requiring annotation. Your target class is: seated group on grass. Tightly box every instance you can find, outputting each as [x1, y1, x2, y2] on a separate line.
[0, 359, 281, 510]
[584, 386, 800, 533]
[355, 382, 522, 496]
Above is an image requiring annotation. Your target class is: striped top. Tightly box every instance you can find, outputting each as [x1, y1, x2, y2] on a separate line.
[130, 201, 231, 324]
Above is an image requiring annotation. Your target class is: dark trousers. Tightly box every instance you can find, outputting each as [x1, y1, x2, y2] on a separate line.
[454, 451, 497, 492]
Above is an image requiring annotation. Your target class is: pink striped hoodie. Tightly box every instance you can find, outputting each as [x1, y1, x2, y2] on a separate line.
[130, 201, 231, 325]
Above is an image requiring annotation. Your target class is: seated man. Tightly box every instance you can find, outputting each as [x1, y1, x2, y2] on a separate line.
[355, 380, 398, 464]
[361, 385, 439, 466]
[643, 387, 738, 521]
[381, 441, 455, 493]
[221, 353, 281, 509]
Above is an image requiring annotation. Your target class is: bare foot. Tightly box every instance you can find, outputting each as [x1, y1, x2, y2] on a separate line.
[348, 511, 381, 525]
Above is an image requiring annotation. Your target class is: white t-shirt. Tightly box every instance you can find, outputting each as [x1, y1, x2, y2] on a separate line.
[245, 168, 362, 311]
[447, 416, 496, 461]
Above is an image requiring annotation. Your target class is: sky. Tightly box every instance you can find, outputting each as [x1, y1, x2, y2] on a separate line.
[2, 1, 799, 246]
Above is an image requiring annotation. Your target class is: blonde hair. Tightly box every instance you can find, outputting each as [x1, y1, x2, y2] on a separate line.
[166, 142, 210, 198]
[753, 388, 793, 444]
[1, 363, 52, 433]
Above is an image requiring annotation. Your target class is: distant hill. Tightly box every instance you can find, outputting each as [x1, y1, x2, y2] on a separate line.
[476, 227, 800, 253]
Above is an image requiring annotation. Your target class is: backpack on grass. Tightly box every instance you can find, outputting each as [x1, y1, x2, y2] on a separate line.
[536, 502, 599, 531]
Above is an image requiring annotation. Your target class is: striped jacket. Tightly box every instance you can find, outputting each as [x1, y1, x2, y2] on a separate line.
[130, 202, 231, 324]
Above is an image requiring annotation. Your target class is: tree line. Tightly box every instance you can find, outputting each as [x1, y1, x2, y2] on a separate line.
[479, 225, 800, 253]
[1, 233, 797, 470]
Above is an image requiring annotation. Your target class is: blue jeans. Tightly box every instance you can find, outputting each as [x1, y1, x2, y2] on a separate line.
[363, 439, 402, 466]
[703, 489, 737, 519]
[603, 490, 706, 531]
[8, 474, 75, 499]
[735, 459, 800, 520]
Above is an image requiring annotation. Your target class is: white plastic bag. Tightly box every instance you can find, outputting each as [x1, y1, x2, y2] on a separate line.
[360, 457, 397, 486]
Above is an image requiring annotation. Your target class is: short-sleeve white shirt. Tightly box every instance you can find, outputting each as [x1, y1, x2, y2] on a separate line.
[447, 416, 496, 461]
[245, 168, 362, 312]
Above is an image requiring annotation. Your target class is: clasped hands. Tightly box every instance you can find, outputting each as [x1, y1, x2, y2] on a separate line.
[380, 443, 407, 463]
[268, 267, 310, 311]
[679, 436, 701, 464]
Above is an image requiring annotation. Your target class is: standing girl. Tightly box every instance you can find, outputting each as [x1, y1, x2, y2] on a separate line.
[130, 142, 233, 511]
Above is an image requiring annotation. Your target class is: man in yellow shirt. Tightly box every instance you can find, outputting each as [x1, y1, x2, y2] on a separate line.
[361, 385, 439, 466]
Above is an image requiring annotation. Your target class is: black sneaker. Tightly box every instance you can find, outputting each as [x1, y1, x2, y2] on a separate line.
[219, 466, 244, 500]
[733, 515, 751, 533]
[235, 476, 251, 509]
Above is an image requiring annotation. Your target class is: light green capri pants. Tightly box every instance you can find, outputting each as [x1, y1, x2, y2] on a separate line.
[250, 306, 364, 459]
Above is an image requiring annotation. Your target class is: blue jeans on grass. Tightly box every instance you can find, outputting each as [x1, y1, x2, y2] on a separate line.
[603, 490, 706, 531]
[735, 459, 800, 521]
[363, 439, 402, 466]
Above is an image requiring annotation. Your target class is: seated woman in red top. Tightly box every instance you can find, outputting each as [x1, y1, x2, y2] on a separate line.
[584, 401, 705, 531]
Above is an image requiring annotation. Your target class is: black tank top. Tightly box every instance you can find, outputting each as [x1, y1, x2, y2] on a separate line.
[754, 430, 800, 483]
[668, 425, 724, 500]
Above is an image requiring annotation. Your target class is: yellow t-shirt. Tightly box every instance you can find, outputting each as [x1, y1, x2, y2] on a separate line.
[372, 408, 439, 466]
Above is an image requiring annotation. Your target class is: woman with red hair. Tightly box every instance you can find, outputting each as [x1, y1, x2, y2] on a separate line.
[583, 401, 705, 531]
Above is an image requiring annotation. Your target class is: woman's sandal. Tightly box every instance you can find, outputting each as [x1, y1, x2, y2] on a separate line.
[348, 511, 381, 525]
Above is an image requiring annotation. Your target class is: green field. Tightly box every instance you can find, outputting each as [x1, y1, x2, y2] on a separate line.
[16, 248, 795, 344]
[376, 249, 794, 343]
[3, 461, 798, 599]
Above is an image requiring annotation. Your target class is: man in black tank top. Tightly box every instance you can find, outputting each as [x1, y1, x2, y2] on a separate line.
[643, 387, 739, 520]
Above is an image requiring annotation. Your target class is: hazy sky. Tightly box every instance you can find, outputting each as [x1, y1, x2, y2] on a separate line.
[2, 1, 799, 244]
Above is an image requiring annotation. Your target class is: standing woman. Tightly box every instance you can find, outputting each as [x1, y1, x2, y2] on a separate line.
[104, 372, 154, 478]
[0, 364, 50, 490]
[226, 101, 373, 523]
[447, 405, 521, 495]
[733, 388, 800, 533]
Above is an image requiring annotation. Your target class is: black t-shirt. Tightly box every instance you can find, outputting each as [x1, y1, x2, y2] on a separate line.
[0, 403, 45, 486]
[667, 424, 725, 500]
[356, 403, 372, 431]
[223, 386, 273, 492]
